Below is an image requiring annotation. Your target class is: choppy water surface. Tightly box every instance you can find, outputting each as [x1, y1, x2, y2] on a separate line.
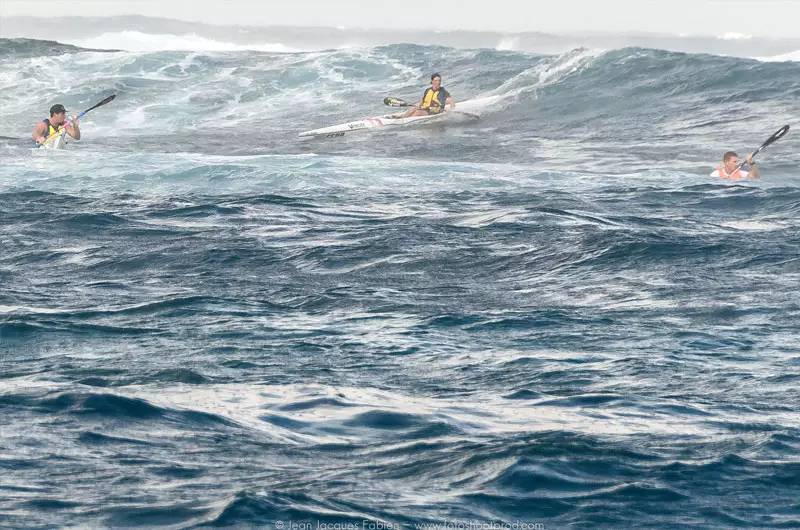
[1, 38, 799, 528]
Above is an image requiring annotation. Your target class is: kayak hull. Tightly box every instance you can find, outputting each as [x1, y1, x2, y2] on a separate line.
[298, 97, 499, 138]
[299, 112, 445, 138]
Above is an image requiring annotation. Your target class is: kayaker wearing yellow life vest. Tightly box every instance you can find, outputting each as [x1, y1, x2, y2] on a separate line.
[32, 104, 81, 145]
[403, 73, 455, 117]
[710, 151, 760, 180]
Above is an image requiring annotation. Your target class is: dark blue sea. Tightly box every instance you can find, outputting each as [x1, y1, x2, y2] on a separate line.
[1, 34, 800, 529]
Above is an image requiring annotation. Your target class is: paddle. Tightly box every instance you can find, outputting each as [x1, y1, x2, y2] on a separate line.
[78, 94, 117, 117]
[384, 97, 413, 108]
[737, 125, 790, 170]
[41, 94, 117, 145]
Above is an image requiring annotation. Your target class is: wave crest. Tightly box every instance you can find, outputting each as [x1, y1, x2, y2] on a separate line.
[72, 31, 299, 53]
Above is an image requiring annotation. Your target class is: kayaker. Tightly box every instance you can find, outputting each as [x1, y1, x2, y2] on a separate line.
[403, 73, 455, 117]
[710, 151, 760, 180]
[32, 104, 81, 145]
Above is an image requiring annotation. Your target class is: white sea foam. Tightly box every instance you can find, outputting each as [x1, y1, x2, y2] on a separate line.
[487, 48, 603, 100]
[757, 50, 800, 62]
[69, 31, 299, 53]
[717, 32, 753, 41]
[496, 37, 517, 51]
[720, 220, 787, 232]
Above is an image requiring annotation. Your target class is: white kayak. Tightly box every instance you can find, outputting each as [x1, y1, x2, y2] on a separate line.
[298, 97, 496, 138]
[40, 132, 67, 150]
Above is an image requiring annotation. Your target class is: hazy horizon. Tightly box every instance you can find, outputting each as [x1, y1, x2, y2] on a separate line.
[3, 12, 799, 60]
[2, 0, 800, 39]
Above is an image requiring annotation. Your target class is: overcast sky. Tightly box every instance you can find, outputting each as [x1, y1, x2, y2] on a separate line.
[3, 0, 800, 38]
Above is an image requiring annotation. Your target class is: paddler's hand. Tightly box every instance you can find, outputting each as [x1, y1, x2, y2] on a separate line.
[746, 155, 755, 165]
[70, 114, 80, 125]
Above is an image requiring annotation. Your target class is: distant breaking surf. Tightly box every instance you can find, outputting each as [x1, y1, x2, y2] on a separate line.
[71, 31, 301, 53]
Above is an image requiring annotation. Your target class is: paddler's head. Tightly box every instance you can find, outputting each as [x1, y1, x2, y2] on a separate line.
[722, 151, 739, 173]
[431, 73, 441, 90]
[50, 104, 68, 126]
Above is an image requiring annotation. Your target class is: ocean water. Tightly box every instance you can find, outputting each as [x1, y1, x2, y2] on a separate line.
[1, 35, 800, 529]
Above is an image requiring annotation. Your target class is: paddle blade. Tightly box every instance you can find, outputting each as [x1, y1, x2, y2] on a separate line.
[384, 97, 409, 107]
[749, 125, 790, 162]
[79, 94, 117, 117]
[761, 125, 790, 149]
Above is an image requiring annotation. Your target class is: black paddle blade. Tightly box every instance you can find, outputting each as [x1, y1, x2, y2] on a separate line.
[741, 125, 790, 168]
[749, 125, 790, 162]
[384, 97, 408, 107]
[81, 94, 117, 115]
[762, 125, 790, 149]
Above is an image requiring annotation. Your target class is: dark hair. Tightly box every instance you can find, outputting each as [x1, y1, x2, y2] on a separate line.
[431, 73, 441, 81]
[723, 151, 738, 162]
[50, 104, 66, 116]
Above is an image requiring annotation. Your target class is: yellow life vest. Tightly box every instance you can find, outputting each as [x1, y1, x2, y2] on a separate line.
[421, 88, 446, 114]
[44, 119, 64, 140]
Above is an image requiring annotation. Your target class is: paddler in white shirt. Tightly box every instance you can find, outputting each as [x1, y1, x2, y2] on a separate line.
[710, 151, 760, 180]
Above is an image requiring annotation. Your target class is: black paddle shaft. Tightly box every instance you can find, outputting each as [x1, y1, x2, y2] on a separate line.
[738, 125, 790, 169]
[77, 94, 117, 118]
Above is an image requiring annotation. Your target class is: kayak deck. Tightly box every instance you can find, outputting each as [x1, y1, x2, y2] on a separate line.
[41, 133, 67, 149]
[298, 97, 498, 138]
[299, 111, 445, 138]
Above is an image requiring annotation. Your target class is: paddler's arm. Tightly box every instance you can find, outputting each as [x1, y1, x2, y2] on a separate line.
[746, 155, 760, 178]
[446, 96, 454, 109]
[66, 115, 81, 140]
[32, 122, 47, 144]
